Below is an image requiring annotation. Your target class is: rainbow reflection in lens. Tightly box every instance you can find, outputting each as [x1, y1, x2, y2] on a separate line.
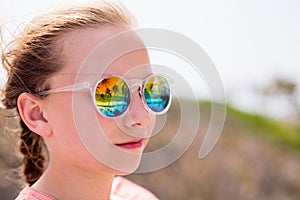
[144, 75, 170, 113]
[95, 77, 130, 117]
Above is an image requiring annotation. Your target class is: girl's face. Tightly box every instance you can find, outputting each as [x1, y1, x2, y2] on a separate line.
[42, 26, 155, 174]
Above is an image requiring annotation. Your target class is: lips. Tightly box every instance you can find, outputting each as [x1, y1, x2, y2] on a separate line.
[115, 139, 144, 150]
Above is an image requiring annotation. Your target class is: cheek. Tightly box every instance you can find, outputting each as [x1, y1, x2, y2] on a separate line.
[44, 95, 88, 154]
[96, 114, 119, 141]
[47, 95, 74, 129]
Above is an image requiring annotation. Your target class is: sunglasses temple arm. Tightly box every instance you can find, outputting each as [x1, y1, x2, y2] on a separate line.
[38, 82, 91, 95]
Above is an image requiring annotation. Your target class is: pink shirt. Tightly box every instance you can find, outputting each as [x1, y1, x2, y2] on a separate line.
[15, 177, 159, 200]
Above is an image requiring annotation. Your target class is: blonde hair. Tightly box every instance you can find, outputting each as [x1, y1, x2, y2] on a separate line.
[1, 1, 135, 186]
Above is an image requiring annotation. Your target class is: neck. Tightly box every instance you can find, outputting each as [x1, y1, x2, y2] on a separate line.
[32, 159, 115, 200]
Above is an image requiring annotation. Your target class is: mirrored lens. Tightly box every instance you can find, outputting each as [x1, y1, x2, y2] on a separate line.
[144, 76, 170, 113]
[95, 77, 130, 117]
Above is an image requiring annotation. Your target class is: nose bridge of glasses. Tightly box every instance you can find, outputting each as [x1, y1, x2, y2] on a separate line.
[127, 79, 143, 93]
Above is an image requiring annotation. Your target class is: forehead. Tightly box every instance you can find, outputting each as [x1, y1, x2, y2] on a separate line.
[58, 26, 151, 79]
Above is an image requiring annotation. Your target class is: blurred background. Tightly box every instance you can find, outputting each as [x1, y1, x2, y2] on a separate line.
[1, 0, 299, 199]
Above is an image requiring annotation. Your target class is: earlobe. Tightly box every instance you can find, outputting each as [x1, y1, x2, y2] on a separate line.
[17, 93, 52, 137]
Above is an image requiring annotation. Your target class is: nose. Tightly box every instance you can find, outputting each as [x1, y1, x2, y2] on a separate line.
[124, 87, 153, 128]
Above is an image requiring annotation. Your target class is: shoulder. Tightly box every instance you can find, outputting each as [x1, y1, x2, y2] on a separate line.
[111, 176, 159, 200]
[15, 187, 55, 200]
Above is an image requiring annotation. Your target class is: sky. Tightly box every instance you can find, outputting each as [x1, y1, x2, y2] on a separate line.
[0, 0, 299, 117]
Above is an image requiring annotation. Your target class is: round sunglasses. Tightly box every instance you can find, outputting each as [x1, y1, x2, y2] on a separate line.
[38, 74, 172, 118]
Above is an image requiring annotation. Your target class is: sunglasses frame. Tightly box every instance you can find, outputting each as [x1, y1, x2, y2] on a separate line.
[38, 74, 172, 118]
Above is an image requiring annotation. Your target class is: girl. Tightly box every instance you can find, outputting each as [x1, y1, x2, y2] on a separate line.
[1, 1, 172, 199]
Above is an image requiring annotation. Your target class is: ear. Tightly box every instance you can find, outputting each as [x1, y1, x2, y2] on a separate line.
[17, 93, 52, 137]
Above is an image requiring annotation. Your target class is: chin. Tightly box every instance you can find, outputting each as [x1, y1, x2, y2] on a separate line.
[112, 154, 143, 176]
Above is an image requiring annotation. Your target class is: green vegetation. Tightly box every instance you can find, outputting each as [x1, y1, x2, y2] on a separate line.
[198, 100, 300, 151]
[226, 103, 300, 151]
